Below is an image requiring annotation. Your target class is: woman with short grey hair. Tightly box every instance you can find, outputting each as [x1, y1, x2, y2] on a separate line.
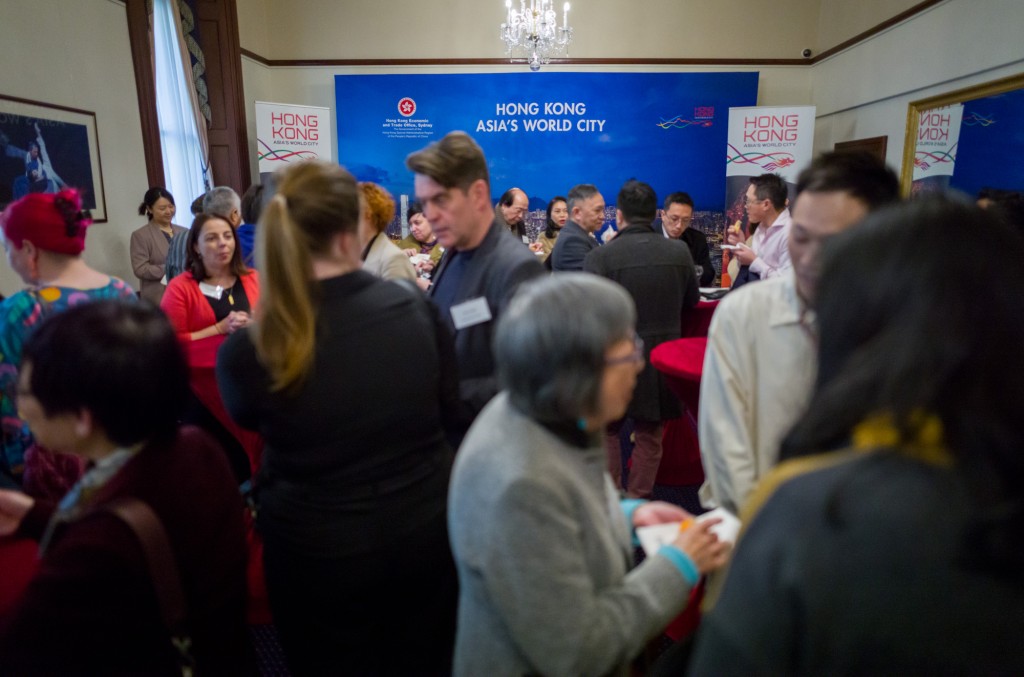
[448, 273, 730, 676]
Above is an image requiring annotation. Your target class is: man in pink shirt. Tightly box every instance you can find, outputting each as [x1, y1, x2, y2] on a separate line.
[728, 173, 792, 282]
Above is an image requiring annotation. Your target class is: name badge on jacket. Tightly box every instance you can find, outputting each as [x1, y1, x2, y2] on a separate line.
[450, 297, 492, 330]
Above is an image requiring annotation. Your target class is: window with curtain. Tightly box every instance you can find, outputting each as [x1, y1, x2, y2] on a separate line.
[153, 0, 208, 209]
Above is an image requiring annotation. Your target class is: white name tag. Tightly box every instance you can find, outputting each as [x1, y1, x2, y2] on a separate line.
[521, 235, 530, 244]
[450, 297, 492, 330]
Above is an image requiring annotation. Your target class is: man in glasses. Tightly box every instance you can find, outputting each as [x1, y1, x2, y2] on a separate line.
[699, 152, 900, 516]
[584, 179, 700, 498]
[660, 191, 715, 286]
[728, 173, 792, 288]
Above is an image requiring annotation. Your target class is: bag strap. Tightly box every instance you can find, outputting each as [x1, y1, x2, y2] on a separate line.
[100, 496, 196, 676]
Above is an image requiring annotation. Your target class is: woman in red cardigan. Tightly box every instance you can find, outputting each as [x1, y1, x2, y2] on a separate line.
[161, 213, 261, 482]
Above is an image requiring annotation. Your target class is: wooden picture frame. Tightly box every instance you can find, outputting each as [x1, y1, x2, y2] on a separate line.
[0, 94, 107, 222]
[834, 136, 888, 165]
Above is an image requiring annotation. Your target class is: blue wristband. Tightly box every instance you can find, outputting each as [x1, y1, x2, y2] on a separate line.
[620, 498, 647, 547]
[658, 544, 700, 587]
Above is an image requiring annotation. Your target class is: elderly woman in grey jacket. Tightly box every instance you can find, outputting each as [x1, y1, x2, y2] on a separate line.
[448, 273, 730, 677]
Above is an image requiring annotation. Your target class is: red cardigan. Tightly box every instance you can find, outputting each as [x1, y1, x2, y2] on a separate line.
[160, 271, 261, 369]
[160, 272, 263, 473]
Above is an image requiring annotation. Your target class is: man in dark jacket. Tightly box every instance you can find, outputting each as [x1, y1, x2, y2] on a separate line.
[658, 191, 715, 286]
[550, 184, 604, 272]
[584, 179, 699, 498]
[407, 132, 544, 437]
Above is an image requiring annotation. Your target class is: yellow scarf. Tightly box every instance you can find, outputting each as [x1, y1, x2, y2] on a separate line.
[851, 411, 952, 467]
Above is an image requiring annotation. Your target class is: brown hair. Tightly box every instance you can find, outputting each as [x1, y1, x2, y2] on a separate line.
[405, 131, 490, 192]
[254, 161, 360, 392]
[186, 213, 248, 280]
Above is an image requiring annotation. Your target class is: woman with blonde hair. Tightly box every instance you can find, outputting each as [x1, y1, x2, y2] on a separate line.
[217, 160, 458, 675]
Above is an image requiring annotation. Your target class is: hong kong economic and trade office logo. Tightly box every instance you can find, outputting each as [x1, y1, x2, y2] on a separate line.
[398, 98, 417, 117]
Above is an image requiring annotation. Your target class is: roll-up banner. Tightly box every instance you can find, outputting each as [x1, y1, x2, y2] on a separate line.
[255, 101, 333, 179]
[722, 105, 815, 283]
[911, 103, 963, 195]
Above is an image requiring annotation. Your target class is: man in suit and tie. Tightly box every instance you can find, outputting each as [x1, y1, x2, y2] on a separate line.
[659, 192, 715, 287]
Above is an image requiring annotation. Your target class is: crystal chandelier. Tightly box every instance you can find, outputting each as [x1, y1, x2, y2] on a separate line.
[500, 0, 573, 71]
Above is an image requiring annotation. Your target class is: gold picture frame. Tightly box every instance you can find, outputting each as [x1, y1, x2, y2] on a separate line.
[900, 73, 1024, 198]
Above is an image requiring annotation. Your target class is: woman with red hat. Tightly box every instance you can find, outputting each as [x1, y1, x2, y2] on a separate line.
[0, 188, 135, 494]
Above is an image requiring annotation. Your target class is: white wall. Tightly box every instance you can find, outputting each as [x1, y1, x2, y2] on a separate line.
[0, 0, 149, 297]
[811, 0, 1024, 172]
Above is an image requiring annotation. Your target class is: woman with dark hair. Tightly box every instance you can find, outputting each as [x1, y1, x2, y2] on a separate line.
[0, 189, 135, 494]
[537, 195, 568, 263]
[130, 187, 187, 304]
[160, 213, 261, 482]
[397, 200, 443, 284]
[217, 160, 459, 675]
[690, 196, 1024, 674]
[0, 300, 251, 674]
[449, 273, 729, 676]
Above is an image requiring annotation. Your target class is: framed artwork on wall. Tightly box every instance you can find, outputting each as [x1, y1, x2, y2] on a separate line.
[834, 136, 888, 165]
[0, 94, 107, 222]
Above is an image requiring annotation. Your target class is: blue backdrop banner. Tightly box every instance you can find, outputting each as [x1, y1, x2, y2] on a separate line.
[335, 72, 758, 217]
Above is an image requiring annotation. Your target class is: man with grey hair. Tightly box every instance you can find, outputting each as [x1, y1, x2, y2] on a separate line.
[406, 131, 544, 437]
[203, 186, 243, 228]
[550, 184, 604, 272]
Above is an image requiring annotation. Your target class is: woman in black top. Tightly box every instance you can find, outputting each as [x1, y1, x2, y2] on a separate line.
[216, 160, 459, 676]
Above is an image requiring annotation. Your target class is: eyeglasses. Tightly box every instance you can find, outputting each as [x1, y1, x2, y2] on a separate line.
[605, 335, 645, 366]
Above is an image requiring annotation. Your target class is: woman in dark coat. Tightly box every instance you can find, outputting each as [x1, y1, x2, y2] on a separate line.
[0, 300, 251, 675]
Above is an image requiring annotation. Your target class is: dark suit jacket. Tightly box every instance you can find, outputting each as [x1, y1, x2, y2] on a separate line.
[654, 220, 715, 286]
[429, 221, 545, 429]
[584, 220, 699, 421]
[550, 220, 598, 272]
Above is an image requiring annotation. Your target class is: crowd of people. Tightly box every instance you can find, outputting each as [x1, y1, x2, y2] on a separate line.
[0, 129, 1022, 675]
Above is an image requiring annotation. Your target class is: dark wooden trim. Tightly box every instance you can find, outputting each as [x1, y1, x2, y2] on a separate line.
[810, 0, 945, 63]
[222, 0, 251, 191]
[125, 0, 165, 189]
[0, 94, 97, 118]
[239, 0, 945, 69]
[239, 52, 806, 67]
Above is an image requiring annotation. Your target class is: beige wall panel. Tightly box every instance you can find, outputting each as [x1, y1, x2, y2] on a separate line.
[253, 0, 820, 61]
[0, 0, 149, 297]
[817, 0, 928, 53]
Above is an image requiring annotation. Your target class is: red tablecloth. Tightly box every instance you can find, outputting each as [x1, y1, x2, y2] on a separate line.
[652, 337, 710, 486]
[680, 300, 719, 339]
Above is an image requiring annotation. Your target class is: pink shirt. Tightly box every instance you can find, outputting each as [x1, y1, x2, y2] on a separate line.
[749, 208, 792, 279]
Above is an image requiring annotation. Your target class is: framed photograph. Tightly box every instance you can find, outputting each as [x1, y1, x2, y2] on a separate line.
[0, 94, 107, 222]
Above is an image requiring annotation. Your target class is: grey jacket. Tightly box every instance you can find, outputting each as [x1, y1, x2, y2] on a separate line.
[448, 393, 692, 676]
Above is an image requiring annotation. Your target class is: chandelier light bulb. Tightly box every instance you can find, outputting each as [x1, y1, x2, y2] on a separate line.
[500, 0, 574, 70]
